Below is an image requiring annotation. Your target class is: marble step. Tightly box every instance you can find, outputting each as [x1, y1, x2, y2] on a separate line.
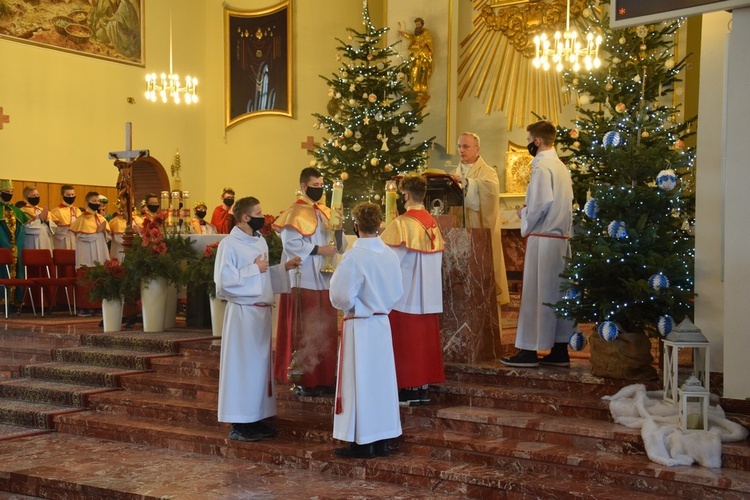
[52, 412, 673, 499]
[0, 433, 483, 500]
[0, 423, 49, 441]
[0, 398, 86, 428]
[147, 351, 221, 378]
[80, 331, 216, 353]
[431, 380, 613, 420]
[0, 340, 53, 363]
[0, 378, 119, 407]
[22, 362, 150, 387]
[444, 360, 661, 396]
[0, 357, 23, 379]
[119, 372, 219, 402]
[402, 426, 750, 499]
[0, 328, 81, 347]
[86, 390, 222, 427]
[51, 346, 176, 370]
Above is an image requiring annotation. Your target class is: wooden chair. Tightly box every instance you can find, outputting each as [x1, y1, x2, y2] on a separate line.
[0, 247, 34, 318]
[22, 249, 75, 316]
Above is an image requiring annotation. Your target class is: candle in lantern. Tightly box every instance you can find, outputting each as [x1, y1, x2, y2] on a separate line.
[160, 191, 170, 212]
[329, 179, 344, 228]
[385, 180, 398, 227]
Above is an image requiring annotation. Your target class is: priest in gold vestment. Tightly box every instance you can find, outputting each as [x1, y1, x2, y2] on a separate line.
[450, 132, 510, 305]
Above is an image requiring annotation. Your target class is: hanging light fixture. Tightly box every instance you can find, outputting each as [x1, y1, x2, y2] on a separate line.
[532, 0, 602, 72]
[145, 11, 198, 104]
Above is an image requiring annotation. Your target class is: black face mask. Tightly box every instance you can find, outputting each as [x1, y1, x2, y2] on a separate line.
[527, 141, 539, 157]
[27, 196, 40, 206]
[88, 203, 100, 212]
[249, 216, 266, 232]
[195, 210, 207, 219]
[63, 195, 76, 205]
[0, 192, 12, 203]
[305, 186, 324, 202]
[224, 198, 235, 207]
[147, 204, 160, 214]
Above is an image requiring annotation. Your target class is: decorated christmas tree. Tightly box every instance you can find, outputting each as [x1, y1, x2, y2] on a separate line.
[551, 4, 696, 378]
[311, 1, 432, 218]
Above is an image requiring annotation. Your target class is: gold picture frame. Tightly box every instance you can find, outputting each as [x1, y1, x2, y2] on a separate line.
[0, 0, 145, 66]
[504, 141, 533, 194]
[224, 0, 293, 130]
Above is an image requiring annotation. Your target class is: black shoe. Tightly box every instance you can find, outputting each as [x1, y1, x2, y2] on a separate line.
[373, 439, 391, 457]
[398, 388, 420, 407]
[98, 320, 104, 328]
[295, 386, 320, 397]
[500, 350, 539, 367]
[418, 385, 430, 405]
[228, 423, 264, 442]
[334, 442, 376, 459]
[539, 343, 571, 367]
[254, 420, 278, 438]
[316, 385, 335, 395]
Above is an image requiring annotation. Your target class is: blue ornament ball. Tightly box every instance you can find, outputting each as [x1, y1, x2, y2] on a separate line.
[583, 199, 599, 218]
[569, 331, 587, 351]
[657, 315, 674, 336]
[607, 220, 628, 239]
[657, 169, 677, 191]
[603, 130, 622, 148]
[649, 273, 670, 291]
[598, 321, 619, 342]
[563, 287, 582, 300]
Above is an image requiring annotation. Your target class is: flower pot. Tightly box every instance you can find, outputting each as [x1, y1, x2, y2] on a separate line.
[209, 295, 226, 337]
[589, 330, 658, 381]
[164, 282, 178, 329]
[141, 277, 168, 332]
[101, 297, 124, 333]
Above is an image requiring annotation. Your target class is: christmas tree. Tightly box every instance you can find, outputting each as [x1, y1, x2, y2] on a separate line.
[552, 4, 696, 345]
[311, 1, 432, 218]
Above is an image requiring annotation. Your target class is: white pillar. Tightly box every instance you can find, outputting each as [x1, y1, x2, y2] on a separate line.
[722, 7, 750, 399]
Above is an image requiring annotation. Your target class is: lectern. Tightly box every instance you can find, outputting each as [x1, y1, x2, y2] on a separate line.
[423, 172, 464, 217]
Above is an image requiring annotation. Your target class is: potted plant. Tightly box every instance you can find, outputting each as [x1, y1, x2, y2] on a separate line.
[185, 241, 223, 336]
[122, 213, 181, 332]
[82, 259, 126, 332]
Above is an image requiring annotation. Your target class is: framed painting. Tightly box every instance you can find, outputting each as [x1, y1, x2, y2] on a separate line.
[0, 0, 145, 66]
[224, 0, 293, 130]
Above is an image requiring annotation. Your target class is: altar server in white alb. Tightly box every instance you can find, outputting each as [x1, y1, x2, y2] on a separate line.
[215, 196, 301, 442]
[330, 202, 404, 459]
[501, 120, 575, 368]
[380, 174, 445, 406]
[21, 185, 56, 253]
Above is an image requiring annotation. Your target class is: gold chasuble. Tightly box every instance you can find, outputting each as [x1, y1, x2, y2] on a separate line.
[381, 209, 445, 253]
[273, 198, 331, 236]
[450, 156, 510, 305]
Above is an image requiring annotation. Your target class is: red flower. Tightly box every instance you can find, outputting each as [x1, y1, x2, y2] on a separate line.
[204, 242, 220, 259]
[260, 214, 277, 236]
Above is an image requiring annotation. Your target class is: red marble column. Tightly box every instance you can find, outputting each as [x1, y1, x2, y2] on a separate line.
[437, 216, 500, 363]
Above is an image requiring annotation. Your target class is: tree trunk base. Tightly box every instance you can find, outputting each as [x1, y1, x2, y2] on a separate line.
[589, 331, 658, 381]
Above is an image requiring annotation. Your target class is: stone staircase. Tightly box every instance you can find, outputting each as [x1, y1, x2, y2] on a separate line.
[0, 325, 748, 498]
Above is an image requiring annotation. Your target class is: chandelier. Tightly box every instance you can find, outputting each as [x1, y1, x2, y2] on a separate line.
[532, 0, 602, 72]
[145, 13, 198, 104]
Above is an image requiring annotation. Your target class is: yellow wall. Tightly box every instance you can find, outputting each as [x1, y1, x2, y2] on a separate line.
[0, 0, 376, 216]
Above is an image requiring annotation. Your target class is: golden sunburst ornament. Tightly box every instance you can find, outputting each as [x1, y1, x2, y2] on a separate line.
[459, 0, 591, 130]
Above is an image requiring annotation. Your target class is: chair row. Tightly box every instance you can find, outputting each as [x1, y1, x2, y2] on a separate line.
[0, 248, 77, 318]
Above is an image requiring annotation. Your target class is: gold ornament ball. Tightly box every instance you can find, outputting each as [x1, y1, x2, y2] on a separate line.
[605, 83, 613, 91]
[344, 129, 353, 138]
[341, 145, 348, 151]
[309, 160, 317, 167]
[385, 164, 393, 172]
[370, 157, 380, 166]
[640, 44, 647, 50]
[349, 99, 356, 106]
[641, 131, 650, 138]
[341, 172, 349, 180]
[665, 59, 675, 70]
[361, 164, 367, 170]
[674, 140, 685, 150]
[374, 194, 381, 201]
[368, 93, 377, 103]
[573, 141, 580, 148]
[579, 94, 591, 105]
[570, 129, 580, 139]
[619, 37, 626, 45]
[615, 102, 627, 113]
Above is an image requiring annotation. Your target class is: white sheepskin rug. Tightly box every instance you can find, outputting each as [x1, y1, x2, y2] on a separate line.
[602, 384, 749, 468]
